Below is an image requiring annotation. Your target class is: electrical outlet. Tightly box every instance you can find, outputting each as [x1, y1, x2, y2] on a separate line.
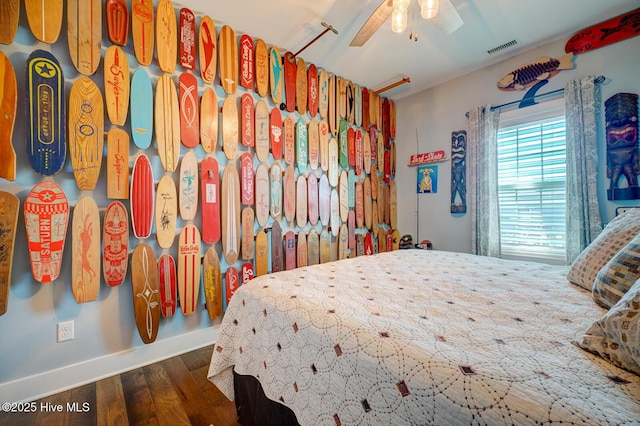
[57, 320, 74, 342]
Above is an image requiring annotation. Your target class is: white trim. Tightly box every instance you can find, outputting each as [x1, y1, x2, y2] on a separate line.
[499, 98, 565, 127]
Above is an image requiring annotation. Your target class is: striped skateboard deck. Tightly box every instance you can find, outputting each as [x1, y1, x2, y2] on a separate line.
[319, 120, 329, 172]
[106, 0, 128, 46]
[0, 51, 16, 181]
[130, 154, 154, 239]
[219, 25, 238, 95]
[283, 51, 296, 112]
[318, 68, 328, 119]
[131, 243, 160, 343]
[241, 93, 254, 147]
[296, 175, 307, 228]
[221, 163, 241, 264]
[131, 0, 154, 66]
[255, 39, 269, 98]
[72, 196, 100, 304]
[199, 15, 216, 84]
[67, 0, 101, 75]
[0, 1, 18, 45]
[203, 247, 222, 320]
[179, 8, 196, 70]
[307, 228, 319, 266]
[328, 138, 339, 187]
[104, 46, 130, 126]
[241, 262, 254, 284]
[270, 107, 283, 160]
[158, 254, 177, 317]
[338, 223, 348, 260]
[155, 0, 177, 73]
[240, 152, 254, 205]
[0, 191, 18, 316]
[201, 156, 220, 244]
[308, 63, 318, 117]
[69, 77, 104, 191]
[283, 116, 295, 166]
[241, 207, 255, 260]
[283, 165, 295, 224]
[308, 174, 319, 226]
[296, 118, 308, 173]
[179, 150, 198, 221]
[320, 228, 331, 264]
[271, 221, 283, 273]
[269, 47, 283, 105]
[297, 232, 307, 268]
[296, 57, 307, 115]
[222, 96, 239, 160]
[255, 164, 269, 227]
[178, 224, 201, 316]
[240, 34, 254, 90]
[155, 74, 180, 172]
[200, 87, 218, 153]
[179, 72, 199, 148]
[330, 188, 339, 237]
[269, 162, 283, 221]
[255, 229, 268, 276]
[319, 174, 330, 226]
[225, 267, 239, 306]
[155, 174, 177, 249]
[255, 99, 269, 162]
[103, 201, 129, 288]
[308, 118, 319, 170]
[130, 68, 153, 149]
[24, 0, 63, 44]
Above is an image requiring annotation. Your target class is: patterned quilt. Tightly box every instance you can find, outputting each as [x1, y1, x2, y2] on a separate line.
[208, 250, 640, 425]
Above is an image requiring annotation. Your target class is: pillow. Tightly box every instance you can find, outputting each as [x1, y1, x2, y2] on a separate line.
[593, 233, 640, 308]
[574, 278, 640, 376]
[567, 208, 640, 290]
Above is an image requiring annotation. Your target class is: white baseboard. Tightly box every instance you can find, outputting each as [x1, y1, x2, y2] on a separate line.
[0, 327, 220, 404]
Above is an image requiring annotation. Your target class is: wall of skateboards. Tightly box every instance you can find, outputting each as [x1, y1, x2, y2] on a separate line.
[0, 0, 399, 345]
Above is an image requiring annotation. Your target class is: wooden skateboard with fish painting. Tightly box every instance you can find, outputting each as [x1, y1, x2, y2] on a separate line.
[67, 0, 101, 75]
[179, 151, 199, 221]
[255, 229, 268, 276]
[156, 0, 177, 73]
[158, 254, 177, 318]
[132, 0, 154, 66]
[24, 0, 62, 44]
[72, 196, 100, 304]
[0, 191, 18, 316]
[104, 46, 130, 127]
[240, 34, 254, 90]
[297, 232, 307, 268]
[222, 163, 241, 265]
[283, 165, 295, 224]
[284, 52, 296, 112]
[271, 107, 283, 160]
[219, 25, 238, 95]
[103, 201, 129, 287]
[179, 8, 196, 70]
[131, 68, 153, 149]
[155, 74, 180, 173]
[255, 39, 269, 98]
[203, 247, 222, 320]
[0, 51, 16, 181]
[155, 174, 177, 249]
[222, 96, 239, 160]
[225, 267, 239, 306]
[240, 152, 254, 206]
[285, 231, 295, 270]
[179, 72, 199, 148]
[130, 154, 154, 240]
[241, 94, 254, 147]
[201, 156, 220, 244]
[565, 8, 640, 55]
[178, 224, 201, 316]
[200, 87, 218, 153]
[255, 99, 269, 162]
[241, 207, 255, 260]
[199, 15, 216, 83]
[106, 0, 129, 46]
[132, 243, 160, 343]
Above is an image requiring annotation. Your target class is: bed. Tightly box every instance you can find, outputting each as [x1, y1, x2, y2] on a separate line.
[207, 249, 640, 425]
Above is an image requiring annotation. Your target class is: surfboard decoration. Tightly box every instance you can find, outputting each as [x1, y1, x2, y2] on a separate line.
[255, 99, 269, 162]
[155, 74, 180, 172]
[362, 87, 369, 130]
[270, 162, 283, 221]
[328, 74, 337, 135]
[271, 221, 283, 273]
[255, 229, 268, 276]
[319, 174, 330, 226]
[330, 188, 339, 237]
[241, 262, 254, 284]
[364, 176, 372, 230]
[566, 8, 640, 55]
[297, 231, 308, 268]
[328, 138, 339, 187]
[347, 209, 355, 249]
[240, 34, 254, 90]
[200, 87, 218, 153]
[222, 163, 241, 265]
[363, 131, 372, 175]
[103, 201, 128, 288]
[308, 174, 319, 226]
[155, 0, 177, 73]
[296, 118, 308, 173]
[222, 96, 239, 160]
[255, 163, 270, 227]
[318, 68, 328, 119]
[296, 57, 307, 115]
[179, 150, 198, 221]
[241, 94, 255, 147]
[283, 51, 296, 113]
[339, 119, 348, 169]
[67, 0, 101, 75]
[241, 207, 255, 260]
[106, 0, 129, 46]
[179, 72, 199, 148]
[255, 38, 269, 98]
[219, 25, 238, 95]
[308, 118, 319, 170]
[269, 47, 283, 105]
[132, 0, 154, 66]
[26, 50, 66, 176]
[225, 266, 239, 306]
[308, 63, 319, 117]
[283, 165, 296, 224]
[338, 223, 348, 260]
[240, 152, 254, 206]
[348, 169, 356, 209]
[132, 243, 160, 343]
[0, 51, 16, 181]
[179, 7, 195, 70]
[158, 253, 177, 317]
[0, 192, 18, 315]
[296, 175, 308, 228]
[203, 247, 222, 320]
[320, 228, 330, 264]
[319, 120, 329, 172]
[24, 0, 63, 44]
[155, 174, 177, 249]
[68, 77, 104, 191]
[199, 15, 216, 84]
[178, 224, 201, 316]
[130, 154, 154, 240]
[104, 46, 130, 127]
[307, 228, 319, 266]
[270, 107, 283, 160]
[130, 68, 153, 149]
[201, 156, 220, 245]
[72, 196, 100, 304]
[284, 115, 295, 166]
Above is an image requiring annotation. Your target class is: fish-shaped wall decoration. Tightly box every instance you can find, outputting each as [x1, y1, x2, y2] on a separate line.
[497, 53, 574, 91]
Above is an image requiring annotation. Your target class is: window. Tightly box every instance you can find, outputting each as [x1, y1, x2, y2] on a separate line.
[497, 105, 566, 263]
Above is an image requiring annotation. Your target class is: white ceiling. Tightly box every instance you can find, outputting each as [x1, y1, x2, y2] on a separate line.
[175, 0, 639, 100]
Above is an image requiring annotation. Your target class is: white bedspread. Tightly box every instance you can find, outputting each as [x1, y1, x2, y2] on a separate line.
[208, 250, 640, 425]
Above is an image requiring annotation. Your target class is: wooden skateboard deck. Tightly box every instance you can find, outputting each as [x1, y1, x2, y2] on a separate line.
[225, 267, 239, 306]
[384, 149, 391, 184]
[372, 200, 379, 232]
[370, 166, 378, 200]
[0, 191, 18, 316]
[308, 63, 318, 117]
[255, 38, 269, 98]
[355, 129, 363, 176]
[377, 133, 385, 174]
[219, 25, 238, 95]
[346, 81, 354, 125]
[200, 87, 218, 153]
[362, 87, 369, 130]
[269, 162, 283, 220]
[24, 0, 63, 44]
[296, 118, 308, 173]
[338, 224, 348, 260]
[155, 73, 180, 172]
[390, 180, 397, 229]
[296, 175, 308, 228]
[319, 120, 329, 172]
[308, 119, 319, 170]
[382, 182, 389, 224]
[369, 90, 377, 128]
[179, 72, 199, 148]
[26, 50, 66, 176]
[339, 119, 348, 169]
[338, 77, 346, 119]
[355, 181, 364, 229]
[67, 0, 101, 75]
[328, 137, 339, 187]
[378, 228, 386, 253]
[355, 85, 362, 127]
[222, 96, 239, 160]
[270, 107, 283, 160]
[390, 141, 396, 177]
[347, 210, 355, 249]
[319, 174, 330, 226]
[130, 154, 154, 239]
[0, 51, 16, 181]
[132, 0, 154, 66]
[202, 247, 222, 320]
[339, 170, 348, 222]
[131, 243, 160, 343]
[240, 152, 254, 205]
[382, 98, 390, 145]
[241, 93, 255, 147]
[178, 224, 201, 316]
[158, 254, 177, 318]
[222, 163, 241, 264]
[155, 174, 177, 249]
[283, 51, 296, 112]
[155, 0, 177, 73]
[389, 100, 396, 139]
[255, 229, 268, 276]
[377, 95, 383, 136]
[179, 8, 196, 70]
[318, 68, 328, 119]
[363, 131, 372, 175]
[356, 235, 364, 257]
[255, 99, 269, 162]
[330, 188, 339, 237]
[364, 232, 373, 255]
[320, 228, 331, 263]
[283, 165, 296, 224]
[130, 68, 153, 149]
[348, 169, 356, 208]
[296, 57, 307, 115]
[241, 262, 254, 285]
[72, 196, 100, 303]
[370, 126, 377, 164]
[348, 127, 355, 167]
[284, 116, 295, 166]
[392, 229, 400, 251]
[198, 15, 216, 84]
[566, 8, 640, 54]
[328, 74, 337, 135]
[308, 174, 319, 226]
[179, 150, 198, 221]
[240, 34, 254, 90]
[297, 232, 307, 268]
[106, 0, 128, 46]
[284, 230, 295, 270]
[271, 221, 283, 273]
[104, 46, 130, 127]
[103, 201, 128, 287]
[69, 77, 104, 191]
[255, 164, 270, 227]
[364, 176, 372, 230]
[241, 207, 255, 260]
[106, 129, 129, 200]
[307, 228, 319, 266]
[386, 229, 393, 253]
[201, 156, 220, 244]
[269, 47, 283, 105]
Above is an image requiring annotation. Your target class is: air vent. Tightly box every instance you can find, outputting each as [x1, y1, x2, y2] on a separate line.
[487, 39, 518, 55]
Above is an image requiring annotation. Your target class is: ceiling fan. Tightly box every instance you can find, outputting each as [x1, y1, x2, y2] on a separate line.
[350, 0, 464, 47]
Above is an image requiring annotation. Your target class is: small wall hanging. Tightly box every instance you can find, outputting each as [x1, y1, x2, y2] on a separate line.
[451, 130, 467, 213]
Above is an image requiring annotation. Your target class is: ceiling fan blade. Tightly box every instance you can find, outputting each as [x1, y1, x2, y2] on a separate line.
[349, 0, 393, 47]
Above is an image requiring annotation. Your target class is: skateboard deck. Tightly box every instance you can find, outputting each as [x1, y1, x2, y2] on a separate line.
[155, 174, 177, 249]
[179, 8, 196, 70]
[69, 77, 104, 191]
[271, 221, 283, 273]
[72, 196, 100, 303]
[346, 81, 354, 125]
[255, 38, 269, 98]
[130, 68, 153, 149]
[347, 210, 355, 249]
[319, 174, 331, 226]
[338, 224, 348, 260]
[240, 34, 254, 90]
[377, 133, 385, 174]
[219, 25, 238, 95]
[67, 0, 101, 75]
[0, 2, 18, 45]
[283, 165, 296, 224]
[284, 116, 295, 166]
[348, 169, 356, 208]
[106, 129, 129, 200]
[131, 243, 160, 343]
[200, 87, 218, 153]
[355, 129, 363, 176]
[390, 141, 396, 177]
[566, 8, 640, 54]
[270, 47, 283, 105]
[24, 0, 63, 44]
[371, 166, 378, 200]
[240, 152, 254, 205]
[284, 230, 295, 270]
[308, 63, 318, 117]
[364, 176, 372, 230]
[328, 138, 339, 187]
[319, 120, 329, 172]
[328, 74, 337, 135]
[318, 68, 328, 119]
[296, 57, 307, 115]
[269, 162, 283, 221]
[307, 228, 319, 266]
[308, 119, 319, 170]
[255, 229, 268, 276]
[179, 150, 198, 221]
[296, 175, 308, 228]
[390, 180, 397, 229]
[356, 235, 364, 257]
[338, 77, 346, 119]
[242, 262, 254, 284]
[330, 188, 339, 237]
[355, 181, 364, 229]
[201, 156, 220, 244]
[377, 95, 383, 136]
[382, 98, 390, 145]
[198, 15, 216, 84]
[370, 126, 377, 163]
[222, 163, 241, 264]
[339, 171, 349, 222]
[378, 228, 386, 253]
[130, 154, 154, 239]
[270, 107, 283, 160]
[283, 51, 296, 112]
[389, 100, 396, 139]
[155, 73, 180, 172]
[364, 231, 373, 255]
[372, 200, 379, 232]
[131, 0, 154, 66]
[297, 231, 308, 268]
[369, 90, 377, 128]
[179, 72, 199, 148]
[0, 51, 16, 181]
[363, 131, 372, 175]
[339, 119, 348, 169]
[255, 99, 269, 162]
[158, 253, 177, 317]
[26, 50, 66, 176]
[308, 174, 319, 226]
[241, 207, 255, 260]
[384, 149, 391, 184]
[225, 267, 239, 306]
[222, 96, 239, 160]
[392, 229, 400, 251]
[202, 247, 222, 320]
[386, 229, 393, 253]
[320, 228, 331, 263]
[104, 46, 130, 127]
[106, 0, 128, 46]
[178, 224, 201, 316]
[103, 201, 128, 288]
[255, 164, 270, 227]
[296, 118, 308, 173]
[155, 0, 177, 73]
[355, 85, 362, 127]
[0, 191, 18, 316]
[382, 182, 390, 224]
[362, 87, 369, 130]
[241, 93, 255, 147]
[348, 127, 355, 167]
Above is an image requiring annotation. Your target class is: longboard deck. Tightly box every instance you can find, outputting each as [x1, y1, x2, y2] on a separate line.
[255, 229, 268, 277]
[24, 0, 63, 44]
[270, 107, 283, 160]
[269, 162, 283, 221]
[130, 154, 154, 239]
[179, 72, 199, 148]
[241, 207, 255, 260]
[255, 99, 269, 162]
[222, 96, 239, 160]
[355, 129, 363, 176]
[296, 57, 307, 115]
[103, 201, 129, 287]
[179, 8, 196, 70]
[330, 188, 339, 237]
[155, 0, 177, 73]
[198, 15, 216, 84]
[338, 223, 348, 260]
[271, 221, 283, 273]
[131, 0, 154, 66]
[308, 118, 319, 171]
[283, 116, 295, 166]
[200, 87, 218, 153]
[241, 94, 255, 147]
[307, 228, 319, 266]
[0, 1, 18, 45]
[0, 191, 19, 316]
[203, 247, 222, 320]
[328, 138, 339, 187]
[339, 170, 349, 222]
[240, 34, 254, 90]
[297, 232, 307, 268]
[255, 164, 269, 227]
[104, 46, 130, 127]
[130, 68, 153, 149]
[219, 25, 238, 95]
[0, 51, 16, 181]
[319, 120, 329, 172]
[179, 151, 199, 221]
[364, 176, 372, 230]
[296, 175, 307, 228]
[283, 165, 295, 224]
[67, 0, 101, 75]
[308, 63, 318, 117]
[319, 174, 330, 227]
[155, 174, 177, 249]
[240, 152, 254, 205]
[296, 118, 308, 173]
[72, 196, 100, 304]
[285, 230, 295, 270]
[308, 174, 319, 226]
[318, 68, 328, 119]
[201, 156, 221, 244]
[106, 0, 129, 46]
[284, 51, 296, 112]
[339, 119, 348, 169]
[178, 224, 201, 316]
[158, 254, 177, 318]
[255, 39, 269, 98]
[347, 210, 356, 249]
[106, 129, 129, 200]
[269, 47, 283, 105]
[362, 87, 369, 130]
[328, 74, 337, 135]
[320, 228, 331, 264]
[131, 243, 160, 344]
[225, 267, 239, 307]
[346, 81, 354, 125]
[221, 163, 241, 264]
[155, 74, 180, 172]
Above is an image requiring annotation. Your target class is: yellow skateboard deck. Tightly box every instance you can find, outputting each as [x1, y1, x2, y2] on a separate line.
[106, 128, 130, 199]
[67, 0, 101, 75]
[203, 247, 222, 320]
[155, 74, 180, 173]
[0, 191, 19, 316]
[72, 196, 100, 304]
[222, 96, 239, 160]
[219, 25, 238, 95]
[255, 229, 268, 277]
[155, 0, 177, 73]
[25, 0, 62, 44]
[104, 46, 130, 126]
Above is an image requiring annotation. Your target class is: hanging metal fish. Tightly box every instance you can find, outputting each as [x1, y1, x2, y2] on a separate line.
[497, 53, 574, 91]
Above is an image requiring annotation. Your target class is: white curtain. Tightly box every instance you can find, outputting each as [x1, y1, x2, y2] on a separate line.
[468, 105, 501, 257]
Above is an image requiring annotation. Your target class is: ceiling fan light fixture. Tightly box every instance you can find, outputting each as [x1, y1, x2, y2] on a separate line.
[391, 8, 408, 33]
[393, 0, 410, 12]
[420, 0, 439, 19]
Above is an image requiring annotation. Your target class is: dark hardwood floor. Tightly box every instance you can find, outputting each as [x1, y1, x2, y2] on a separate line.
[0, 345, 240, 426]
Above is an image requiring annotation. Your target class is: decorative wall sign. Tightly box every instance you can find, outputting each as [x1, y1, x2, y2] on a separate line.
[451, 130, 467, 213]
[408, 150, 447, 166]
[606, 92, 639, 200]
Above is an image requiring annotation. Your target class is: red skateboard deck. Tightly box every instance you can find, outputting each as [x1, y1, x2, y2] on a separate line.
[296, 175, 308, 228]
[355, 181, 364, 229]
[362, 87, 369, 130]
[308, 119, 319, 170]
[0, 191, 18, 316]
[106, 0, 128, 46]
[241, 262, 254, 284]
[296, 57, 307, 115]
[241, 207, 255, 260]
[296, 118, 308, 173]
[271, 221, 283, 273]
[269, 162, 283, 221]
[283, 165, 296, 224]
[0, 51, 16, 181]
[270, 107, 283, 160]
[158, 254, 177, 318]
[240, 34, 254, 90]
[255, 229, 268, 276]
[319, 120, 329, 172]
[130, 68, 153, 150]
[203, 247, 222, 320]
[200, 87, 218, 153]
[307, 174, 319, 226]
[67, 0, 101, 75]
[255, 38, 269, 98]
[283, 51, 296, 112]
[319, 174, 330, 226]
[308, 63, 319, 117]
[178, 224, 201, 316]
[338, 223, 348, 260]
[222, 163, 241, 264]
[225, 267, 239, 307]
[104, 46, 130, 127]
[155, 174, 177, 249]
[198, 15, 216, 84]
[131, 243, 160, 343]
[103, 201, 129, 287]
[285, 230, 295, 270]
[201, 156, 220, 244]
[297, 231, 307, 268]
[390, 141, 396, 178]
[241, 93, 255, 147]
[255, 99, 269, 162]
[270, 47, 283, 105]
[284, 116, 295, 166]
[384, 149, 391, 184]
[364, 232, 373, 255]
[389, 100, 396, 139]
[24, 0, 63, 44]
[566, 8, 640, 54]
[219, 25, 238, 95]
[240, 152, 254, 205]
[318, 68, 328, 119]
[179, 8, 196, 70]
[255, 164, 269, 227]
[382, 98, 391, 146]
[179, 150, 199, 221]
[132, 0, 154, 66]
[179, 72, 199, 148]
[222, 96, 239, 160]
[307, 228, 319, 266]
[355, 129, 363, 176]
[130, 154, 154, 240]
[72, 196, 100, 303]
[155, 0, 177, 73]
[348, 127, 355, 167]
[155, 73, 180, 173]
[347, 210, 355, 249]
